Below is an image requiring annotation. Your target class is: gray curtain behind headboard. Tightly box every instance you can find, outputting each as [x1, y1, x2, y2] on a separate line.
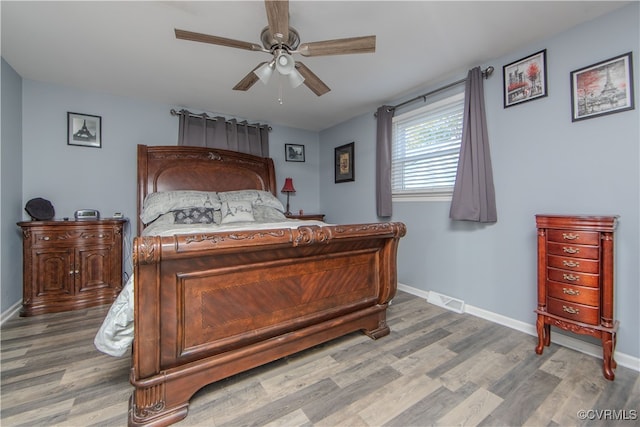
[176, 109, 269, 158]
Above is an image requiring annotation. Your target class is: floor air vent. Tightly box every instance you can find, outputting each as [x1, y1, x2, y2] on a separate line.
[427, 291, 465, 314]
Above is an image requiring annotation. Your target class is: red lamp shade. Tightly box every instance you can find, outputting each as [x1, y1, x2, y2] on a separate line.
[281, 177, 296, 193]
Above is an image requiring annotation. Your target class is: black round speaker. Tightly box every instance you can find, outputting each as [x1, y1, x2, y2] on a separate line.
[25, 198, 55, 221]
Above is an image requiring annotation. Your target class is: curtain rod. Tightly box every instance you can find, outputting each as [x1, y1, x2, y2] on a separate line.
[383, 66, 494, 113]
[170, 109, 272, 131]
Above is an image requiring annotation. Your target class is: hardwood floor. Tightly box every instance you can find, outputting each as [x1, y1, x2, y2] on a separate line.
[1, 291, 638, 426]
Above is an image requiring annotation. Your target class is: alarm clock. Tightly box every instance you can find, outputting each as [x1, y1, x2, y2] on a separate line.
[74, 209, 100, 220]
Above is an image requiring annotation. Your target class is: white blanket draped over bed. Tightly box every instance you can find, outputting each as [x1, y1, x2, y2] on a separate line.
[94, 189, 325, 356]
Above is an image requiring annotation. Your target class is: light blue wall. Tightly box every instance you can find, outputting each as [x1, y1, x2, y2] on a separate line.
[1, 58, 24, 314]
[319, 3, 639, 359]
[13, 80, 320, 296]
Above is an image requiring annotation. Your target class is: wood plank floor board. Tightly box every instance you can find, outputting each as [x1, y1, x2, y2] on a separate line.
[384, 381, 480, 427]
[2, 291, 638, 427]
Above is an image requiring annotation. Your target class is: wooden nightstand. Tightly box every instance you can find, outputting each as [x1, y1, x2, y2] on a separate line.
[285, 213, 325, 221]
[18, 218, 127, 316]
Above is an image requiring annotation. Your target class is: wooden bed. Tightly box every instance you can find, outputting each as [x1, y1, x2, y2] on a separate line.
[129, 145, 406, 426]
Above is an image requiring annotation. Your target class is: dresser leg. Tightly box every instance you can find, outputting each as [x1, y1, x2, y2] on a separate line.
[602, 331, 616, 381]
[535, 315, 546, 354]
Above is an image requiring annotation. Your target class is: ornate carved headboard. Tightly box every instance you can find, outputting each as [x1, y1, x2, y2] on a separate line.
[137, 145, 277, 235]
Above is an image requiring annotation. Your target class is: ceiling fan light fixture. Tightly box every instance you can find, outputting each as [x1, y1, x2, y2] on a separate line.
[288, 68, 305, 88]
[254, 60, 275, 84]
[275, 51, 295, 75]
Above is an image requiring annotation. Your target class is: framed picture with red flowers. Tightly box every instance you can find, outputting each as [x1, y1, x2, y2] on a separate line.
[503, 49, 547, 108]
[570, 52, 634, 122]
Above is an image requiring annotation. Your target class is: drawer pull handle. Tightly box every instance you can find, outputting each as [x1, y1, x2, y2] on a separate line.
[562, 233, 579, 240]
[69, 270, 74, 275]
[563, 274, 580, 282]
[42, 236, 50, 241]
[562, 305, 579, 315]
[563, 260, 580, 268]
[563, 247, 579, 254]
[98, 234, 105, 238]
[563, 288, 580, 296]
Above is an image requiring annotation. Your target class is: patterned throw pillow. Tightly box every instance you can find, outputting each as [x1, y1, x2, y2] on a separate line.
[173, 208, 216, 224]
[220, 200, 255, 224]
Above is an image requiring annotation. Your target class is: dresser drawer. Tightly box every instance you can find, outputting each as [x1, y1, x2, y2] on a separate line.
[32, 229, 115, 246]
[547, 281, 599, 306]
[547, 242, 599, 259]
[547, 255, 599, 274]
[547, 297, 600, 325]
[547, 229, 600, 245]
[547, 267, 599, 287]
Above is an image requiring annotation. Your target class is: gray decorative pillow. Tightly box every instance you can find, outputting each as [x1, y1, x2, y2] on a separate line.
[173, 208, 217, 224]
[221, 200, 255, 224]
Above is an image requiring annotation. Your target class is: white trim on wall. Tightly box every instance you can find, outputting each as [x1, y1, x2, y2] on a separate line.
[1, 300, 22, 326]
[397, 283, 639, 373]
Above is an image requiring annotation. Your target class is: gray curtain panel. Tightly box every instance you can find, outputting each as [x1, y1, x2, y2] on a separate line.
[177, 110, 269, 157]
[376, 105, 394, 218]
[449, 67, 497, 223]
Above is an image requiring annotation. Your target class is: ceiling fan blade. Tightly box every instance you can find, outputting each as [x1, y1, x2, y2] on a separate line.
[265, 0, 289, 44]
[298, 35, 376, 57]
[295, 62, 330, 96]
[175, 28, 263, 52]
[233, 62, 267, 91]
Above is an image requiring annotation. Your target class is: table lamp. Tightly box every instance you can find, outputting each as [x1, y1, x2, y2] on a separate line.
[281, 177, 296, 215]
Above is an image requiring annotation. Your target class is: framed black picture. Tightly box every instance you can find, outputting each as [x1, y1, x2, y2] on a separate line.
[334, 142, 354, 183]
[570, 52, 634, 122]
[67, 112, 102, 148]
[503, 49, 548, 108]
[285, 144, 305, 162]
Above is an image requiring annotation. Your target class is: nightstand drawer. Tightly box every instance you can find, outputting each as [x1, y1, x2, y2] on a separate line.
[547, 242, 599, 259]
[547, 255, 599, 273]
[32, 229, 114, 246]
[547, 229, 600, 245]
[547, 297, 599, 325]
[547, 281, 599, 306]
[547, 267, 599, 287]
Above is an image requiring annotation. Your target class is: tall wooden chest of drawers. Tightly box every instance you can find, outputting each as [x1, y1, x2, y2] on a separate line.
[535, 214, 619, 380]
[18, 219, 126, 316]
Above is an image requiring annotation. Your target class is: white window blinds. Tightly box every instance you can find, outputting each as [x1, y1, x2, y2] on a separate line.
[392, 93, 464, 197]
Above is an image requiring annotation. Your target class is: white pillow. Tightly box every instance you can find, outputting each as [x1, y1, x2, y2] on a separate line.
[221, 200, 255, 224]
[218, 190, 284, 212]
[140, 191, 221, 224]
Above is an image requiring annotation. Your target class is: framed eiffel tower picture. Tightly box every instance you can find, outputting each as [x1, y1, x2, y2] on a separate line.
[67, 112, 102, 148]
[571, 52, 634, 122]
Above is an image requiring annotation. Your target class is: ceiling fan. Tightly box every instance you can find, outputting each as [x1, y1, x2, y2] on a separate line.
[174, 0, 376, 96]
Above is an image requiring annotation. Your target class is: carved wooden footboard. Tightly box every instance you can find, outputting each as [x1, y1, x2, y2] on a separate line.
[129, 222, 405, 426]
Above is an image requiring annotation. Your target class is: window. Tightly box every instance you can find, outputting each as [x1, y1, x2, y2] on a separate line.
[392, 92, 464, 201]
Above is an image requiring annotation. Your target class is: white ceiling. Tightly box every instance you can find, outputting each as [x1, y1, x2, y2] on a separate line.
[1, 1, 629, 131]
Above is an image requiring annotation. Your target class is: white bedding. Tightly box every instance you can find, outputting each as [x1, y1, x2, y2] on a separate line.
[94, 219, 326, 357]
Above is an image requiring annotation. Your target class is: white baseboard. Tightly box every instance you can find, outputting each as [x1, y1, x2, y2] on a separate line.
[397, 283, 640, 373]
[1, 300, 22, 326]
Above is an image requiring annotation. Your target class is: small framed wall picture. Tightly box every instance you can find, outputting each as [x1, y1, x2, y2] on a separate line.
[67, 112, 101, 148]
[503, 49, 548, 108]
[285, 144, 305, 162]
[570, 52, 634, 122]
[334, 142, 355, 183]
